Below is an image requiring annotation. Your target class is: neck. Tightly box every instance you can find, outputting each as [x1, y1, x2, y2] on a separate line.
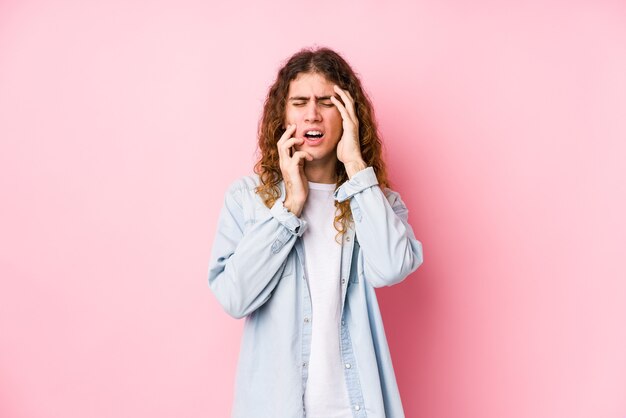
[304, 157, 338, 184]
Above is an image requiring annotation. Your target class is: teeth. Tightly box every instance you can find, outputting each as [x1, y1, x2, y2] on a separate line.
[305, 130, 323, 135]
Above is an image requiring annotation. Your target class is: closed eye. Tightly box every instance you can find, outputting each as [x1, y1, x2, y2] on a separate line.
[319, 100, 333, 108]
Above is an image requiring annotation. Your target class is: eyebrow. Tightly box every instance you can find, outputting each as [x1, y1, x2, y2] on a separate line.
[288, 95, 334, 101]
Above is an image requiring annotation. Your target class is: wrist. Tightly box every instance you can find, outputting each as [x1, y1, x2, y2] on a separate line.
[344, 159, 367, 179]
[283, 198, 303, 217]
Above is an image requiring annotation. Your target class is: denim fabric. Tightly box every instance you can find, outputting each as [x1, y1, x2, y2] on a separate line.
[208, 167, 424, 418]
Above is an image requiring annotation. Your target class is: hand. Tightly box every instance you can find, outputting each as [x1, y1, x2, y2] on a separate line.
[331, 85, 366, 176]
[277, 124, 312, 217]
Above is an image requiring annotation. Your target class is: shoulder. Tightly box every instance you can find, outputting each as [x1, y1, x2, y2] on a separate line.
[222, 173, 267, 210]
[225, 173, 262, 195]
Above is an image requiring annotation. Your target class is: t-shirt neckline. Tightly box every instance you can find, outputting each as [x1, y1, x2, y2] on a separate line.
[307, 181, 336, 191]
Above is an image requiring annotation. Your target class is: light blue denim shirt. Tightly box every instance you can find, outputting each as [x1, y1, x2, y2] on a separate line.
[208, 167, 424, 418]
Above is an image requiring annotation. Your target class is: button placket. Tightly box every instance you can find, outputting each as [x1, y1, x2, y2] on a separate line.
[340, 313, 365, 413]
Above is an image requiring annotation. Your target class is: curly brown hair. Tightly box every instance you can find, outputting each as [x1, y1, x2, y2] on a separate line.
[254, 46, 390, 237]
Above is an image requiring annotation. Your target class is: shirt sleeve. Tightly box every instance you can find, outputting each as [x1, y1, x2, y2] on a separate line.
[208, 179, 305, 319]
[270, 197, 308, 237]
[333, 166, 379, 202]
[334, 166, 424, 287]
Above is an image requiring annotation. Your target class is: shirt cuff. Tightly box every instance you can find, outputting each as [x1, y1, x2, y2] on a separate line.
[270, 199, 308, 237]
[334, 166, 379, 202]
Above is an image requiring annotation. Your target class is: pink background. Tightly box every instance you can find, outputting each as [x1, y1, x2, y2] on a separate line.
[1, 0, 625, 417]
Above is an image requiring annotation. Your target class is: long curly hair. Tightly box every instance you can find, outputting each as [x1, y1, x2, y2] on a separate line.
[254, 46, 390, 237]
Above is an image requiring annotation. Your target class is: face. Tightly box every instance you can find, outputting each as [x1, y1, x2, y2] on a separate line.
[283, 72, 343, 163]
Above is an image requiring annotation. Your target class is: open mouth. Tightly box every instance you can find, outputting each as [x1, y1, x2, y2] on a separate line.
[303, 130, 324, 140]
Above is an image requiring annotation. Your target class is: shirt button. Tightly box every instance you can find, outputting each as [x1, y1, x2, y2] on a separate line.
[341, 320, 345, 326]
[304, 317, 310, 323]
[341, 278, 346, 284]
[346, 236, 351, 241]
[345, 363, 351, 369]
[354, 405, 360, 411]
[303, 362, 307, 368]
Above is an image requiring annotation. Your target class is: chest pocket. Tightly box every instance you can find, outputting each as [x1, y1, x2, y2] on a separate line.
[242, 191, 272, 230]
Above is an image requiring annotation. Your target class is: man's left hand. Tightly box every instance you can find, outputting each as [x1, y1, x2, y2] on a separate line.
[331, 85, 365, 174]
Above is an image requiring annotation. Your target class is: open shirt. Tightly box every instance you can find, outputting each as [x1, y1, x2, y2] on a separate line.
[208, 167, 424, 418]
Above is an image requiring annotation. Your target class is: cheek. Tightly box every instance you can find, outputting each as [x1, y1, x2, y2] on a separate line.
[285, 109, 302, 124]
[329, 112, 343, 130]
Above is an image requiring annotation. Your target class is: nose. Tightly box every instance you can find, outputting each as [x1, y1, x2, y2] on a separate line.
[304, 101, 321, 123]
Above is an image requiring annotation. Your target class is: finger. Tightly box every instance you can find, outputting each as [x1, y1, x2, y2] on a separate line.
[333, 85, 357, 123]
[330, 95, 352, 124]
[282, 136, 304, 150]
[278, 124, 297, 145]
[280, 137, 304, 160]
[292, 150, 313, 163]
[278, 125, 298, 160]
[331, 93, 355, 125]
[334, 84, 354, 103]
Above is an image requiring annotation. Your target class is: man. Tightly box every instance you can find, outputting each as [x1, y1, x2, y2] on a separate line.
[208, 47, 423, 418]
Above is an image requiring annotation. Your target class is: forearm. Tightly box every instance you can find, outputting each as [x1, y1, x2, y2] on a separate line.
[208, 187, 307, 318]
[344, 159, 367, 179]
[351, 185, 422, 286]
[335, 167, 423, 287]
[209, 217, 296, 318]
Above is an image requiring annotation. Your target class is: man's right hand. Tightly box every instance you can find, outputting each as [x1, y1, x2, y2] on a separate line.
[278, 124, 312, 217]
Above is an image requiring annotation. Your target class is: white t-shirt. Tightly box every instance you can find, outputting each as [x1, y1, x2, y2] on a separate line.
[301, 181, 352, 418]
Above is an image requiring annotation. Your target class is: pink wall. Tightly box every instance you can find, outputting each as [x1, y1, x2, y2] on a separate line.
[1, 0, 625, 417]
